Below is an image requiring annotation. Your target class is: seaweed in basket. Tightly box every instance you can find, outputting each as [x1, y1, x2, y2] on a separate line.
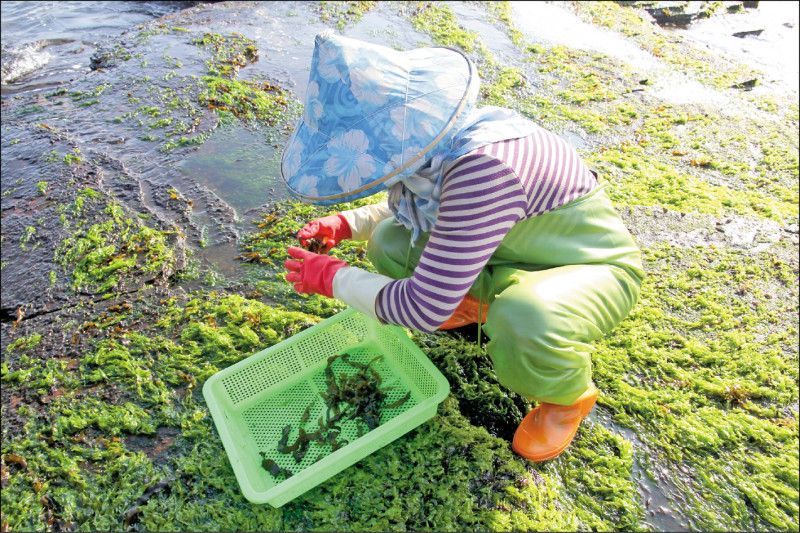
[259, 454, 293, 479]
[259, 351, 411, 480]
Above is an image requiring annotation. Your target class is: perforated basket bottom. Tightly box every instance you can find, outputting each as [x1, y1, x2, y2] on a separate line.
[203, 308, 451, 506]
[243, 346, 418, 479]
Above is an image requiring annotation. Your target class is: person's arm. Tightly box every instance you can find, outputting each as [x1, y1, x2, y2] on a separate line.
[373, 153, 526, 332]
[339, 202, 393, 241]
[285, 246, 394, 322]
[287, 155, 525, 329]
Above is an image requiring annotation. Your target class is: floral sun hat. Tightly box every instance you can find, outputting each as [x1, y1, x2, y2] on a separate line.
[280, 32, 479, 205]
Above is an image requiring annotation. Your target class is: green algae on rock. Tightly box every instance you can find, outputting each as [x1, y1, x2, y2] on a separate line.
[57, 202, 178, 294]
[592, 241, 798, 530]
[1, 291, 321, 531]
[316, 1, 378, 31]
[0, 289, 576, 532]
[192, 31, 299, 133]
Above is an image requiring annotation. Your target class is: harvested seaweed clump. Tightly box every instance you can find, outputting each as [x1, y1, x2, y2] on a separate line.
[322, 352, 389, 432]
[259, 454, 293, 479]
[259, 351, 411, 479]
[303, 237, 329, 254]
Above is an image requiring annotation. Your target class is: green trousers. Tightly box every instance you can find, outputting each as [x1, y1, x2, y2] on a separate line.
[366, 183, 644, 405]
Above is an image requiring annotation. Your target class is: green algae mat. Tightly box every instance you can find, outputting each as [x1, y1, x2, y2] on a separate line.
[1, 1, 797, 532]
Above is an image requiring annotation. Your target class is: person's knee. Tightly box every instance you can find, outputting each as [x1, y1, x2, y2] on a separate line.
[485, 283, 565, 347]
[484, 282, 594, 403]
[366, 219, 407, 278]
[367, 219, 431, 279]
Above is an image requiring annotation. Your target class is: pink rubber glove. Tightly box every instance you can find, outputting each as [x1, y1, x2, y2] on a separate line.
[297, 214, 352, 252]
[284, 246, 348, 298]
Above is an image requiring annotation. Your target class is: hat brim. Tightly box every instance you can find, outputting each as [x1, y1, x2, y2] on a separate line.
[280, 35, 478, 205]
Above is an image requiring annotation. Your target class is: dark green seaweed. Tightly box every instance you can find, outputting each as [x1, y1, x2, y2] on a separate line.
[260, 351, 411, 479]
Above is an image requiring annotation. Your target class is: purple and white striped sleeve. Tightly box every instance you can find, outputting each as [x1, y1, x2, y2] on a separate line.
[375, 153, 526, 332]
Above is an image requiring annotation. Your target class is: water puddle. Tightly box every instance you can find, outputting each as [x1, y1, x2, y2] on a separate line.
[449, 2, 525, 64]
[507, 1, 728, 109]
[178, 126, 290, 216]
[346, 3, 437, 54]
[241, 3, 332, 99]
[588, 407, 692, 531]
[507, 1, 798, 108]
[508, 1, 657, 72]
[676, 1, 799, 94]
[190, 241, 244, 284]
[0, 0, 194, 94]
[648, 72, 733, 106]
[623, 208, 785, 252]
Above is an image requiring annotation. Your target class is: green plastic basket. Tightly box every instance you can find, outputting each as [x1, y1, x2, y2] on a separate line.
[202, 308, 450, 507]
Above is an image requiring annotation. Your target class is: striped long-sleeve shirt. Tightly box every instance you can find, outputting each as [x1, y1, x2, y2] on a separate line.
[375, 124, 598, 332]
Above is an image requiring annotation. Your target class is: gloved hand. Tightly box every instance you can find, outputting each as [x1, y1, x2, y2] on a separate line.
[284, 246, 348, 298]
[297, 214, 352, 252]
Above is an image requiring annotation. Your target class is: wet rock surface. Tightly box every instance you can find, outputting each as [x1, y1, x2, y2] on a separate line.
[1, 122, 187, 320]
[621, 206, 792, 252]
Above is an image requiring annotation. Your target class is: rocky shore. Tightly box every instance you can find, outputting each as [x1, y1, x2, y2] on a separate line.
[2, 2, 797, 531]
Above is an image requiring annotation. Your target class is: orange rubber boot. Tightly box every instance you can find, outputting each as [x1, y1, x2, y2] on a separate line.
[438, 294, 489, 330]
[512, 385, 598, 462]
